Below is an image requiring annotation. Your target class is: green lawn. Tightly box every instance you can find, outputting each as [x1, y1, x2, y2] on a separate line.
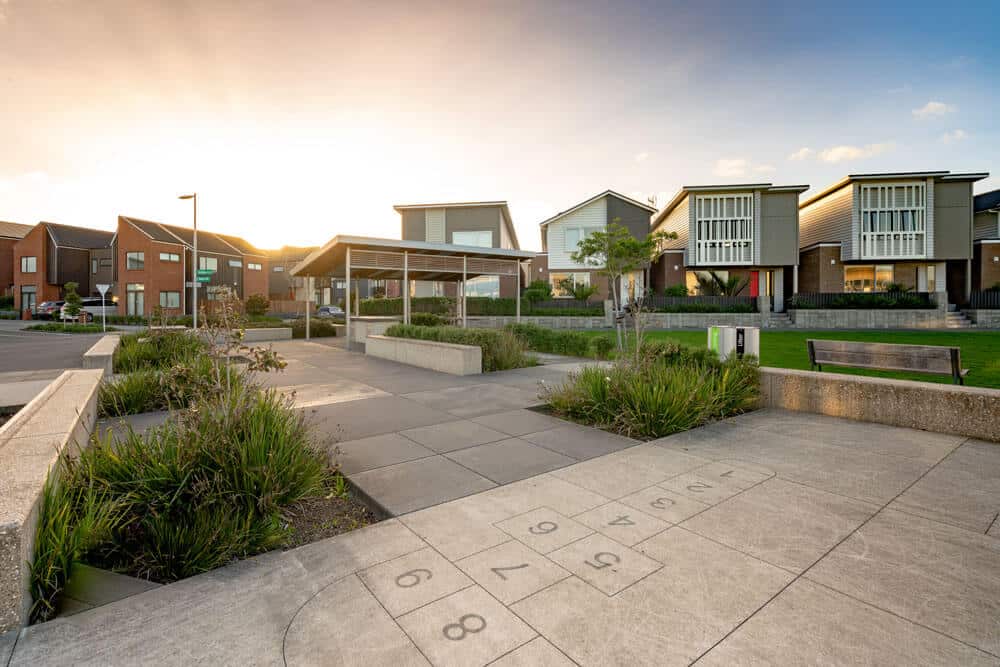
[581, 329, 1000, 389]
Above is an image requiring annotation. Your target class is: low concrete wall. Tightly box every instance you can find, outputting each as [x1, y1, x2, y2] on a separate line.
[81, 334, 121, 376]
[242, 327, 292, 342]
[644, 312, 763, 329]
[789, 308, 946, 329]
[966, 310, 1000, 328]
[0, 369, 103, 633]
[466, 316, 607, 329]
[350, 316, 402, 344]
[365, 335, 482, 375]
[759, 366, 1000, 442]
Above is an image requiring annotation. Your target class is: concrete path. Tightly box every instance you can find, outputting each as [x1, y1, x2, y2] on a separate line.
[6, 341, 999, 665]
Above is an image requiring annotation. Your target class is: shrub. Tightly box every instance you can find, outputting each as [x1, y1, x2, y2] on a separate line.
[113, 331, 206, 374]
[522, 280, 552, 303]
[25, 323, 115, 334]
[651, 302, 756, 313]
[663, 284, 688, 297]
[244, 294, 270, 317]
[385, 324, 533, 371]
[505, 323, 592, 357]
[590, 335, 616, 360]
[0, 295, 13, 309]
[410, 312, 445, 327]
[291, 318, 338, 338]
[100, 354, 239, 416]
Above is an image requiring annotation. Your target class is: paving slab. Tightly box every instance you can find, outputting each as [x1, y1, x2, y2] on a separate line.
[334, 432, 436, 474]
[396, 586, 536, 667]
[549, 452, 674, 499]
[699, 578, 997, 666]
[402, 384, 543, 418]
[358, 547, 473, 617]
[306, 394, 459, 441]
[572, 500, 671, 547]
[617, 485, 711, 524]
[488, 637, 576, 666]
[455, 540, 571, 605]
[284, 575, 430, 666]
[445, 438, 576, 484]
[547, 533, 662, 596]
[806, 509, 1000, 655]
[276, 379, 388, 408]
[521, 425, 638, 461]
[469, 409, 568, 437]
[351, 456, 497, 515]
[495, 507, 593, 554]
[400, 420, 509, 453]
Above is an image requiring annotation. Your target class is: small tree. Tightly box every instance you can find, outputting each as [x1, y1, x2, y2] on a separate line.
[244, 293, 270, 317]
[62, 282, 82, 326]
[522, 279, 552, 303]
[571, 221, 676, 359]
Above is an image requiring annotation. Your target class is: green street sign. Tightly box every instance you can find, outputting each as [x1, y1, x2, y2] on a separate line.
[196, 269, 215, 277]
[196, 275, 212, 283]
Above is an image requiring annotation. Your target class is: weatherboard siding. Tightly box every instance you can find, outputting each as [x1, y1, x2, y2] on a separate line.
[547, 197, 607, 270]
[799, 183, 853, 259]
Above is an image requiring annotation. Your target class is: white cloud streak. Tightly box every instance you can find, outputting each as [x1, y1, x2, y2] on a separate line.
[912, 101, 957, 119]
[787, 147, 813, 161]
[940, 129, 967, 144]
[818, 143, 894, 163]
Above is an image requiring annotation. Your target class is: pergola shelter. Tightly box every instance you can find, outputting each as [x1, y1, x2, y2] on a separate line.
[291, 235, 535, 345]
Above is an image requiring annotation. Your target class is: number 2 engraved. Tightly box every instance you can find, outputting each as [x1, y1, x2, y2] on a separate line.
[528, 521, 558, 535]
[686, 481, 713, 493]
[608, 515, 635, 526]
[442, 614, 487, 641]
[490, 563, 529, 581]
[650, 496, 675, 510]
[395, 568, 432, 588]
[584, 552, 621, 570]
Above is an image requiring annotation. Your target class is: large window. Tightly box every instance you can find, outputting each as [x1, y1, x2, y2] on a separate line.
[452, 230, 493, 248]
[228, 259, 242, 268]
[159, 291, 181, 309]
[20, 256, 37, 273]
[126, 251, 144, 270]
[272, 265, 284, 272]
[126, 283, 144, 316]
[464, 275, 500, 298]
[198, 256, 218, 272]
[550, 272, 590, 298]
[92, 258, 98, 274]
[159, 252, 180, 263]
[248, 262, 262, 271]
[859, 183, 926, 259]
[564, 227, 599, 253]
[844, 265, 894, 292]
[694, 194, 753, 265]
[20, 285, 36, 313]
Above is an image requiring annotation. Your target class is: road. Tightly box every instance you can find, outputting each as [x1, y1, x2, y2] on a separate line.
[0, 321, 104, 372]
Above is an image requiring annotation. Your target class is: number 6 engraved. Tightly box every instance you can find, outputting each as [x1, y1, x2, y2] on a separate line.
[584, 552, 620, 570]
[528, 521, 558, 535]
[442, 613, 487, 640]
[395, 568, 432, 588]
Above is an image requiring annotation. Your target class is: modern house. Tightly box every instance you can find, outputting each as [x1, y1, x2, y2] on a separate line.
[535, 190, 657, 300]
[973, 189, 1000, 291]
[649, 183, 808, 311]
[394, 201, 521, 298]
[798, 171, 988, 305]
[267, 246, 318, 301]
[116, 216, 268, 317]
[1, 221, 33, 298]
[11, 222, 115, 314]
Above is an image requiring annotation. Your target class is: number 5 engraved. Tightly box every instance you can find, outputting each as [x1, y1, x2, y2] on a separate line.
[584, 552, 620, 570]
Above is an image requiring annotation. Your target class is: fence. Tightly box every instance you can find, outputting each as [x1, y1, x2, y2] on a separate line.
[358, 297, 604, 317]
[644, 295, 757, 312]
[788, 291, 936, 310]
[969, 290, 1000, 309]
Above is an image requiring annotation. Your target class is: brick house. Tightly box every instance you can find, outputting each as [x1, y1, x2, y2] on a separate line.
[12, 222, 115, 314]
[1, 221, 33, 298]
[117, 216, 268, 317]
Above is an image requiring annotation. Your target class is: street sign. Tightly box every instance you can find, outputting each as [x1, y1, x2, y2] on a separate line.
[196, 275, 212, 283]
[185, 281, 198, 288]
[196, 269, 215, 277]
[95, 284, 111, 332]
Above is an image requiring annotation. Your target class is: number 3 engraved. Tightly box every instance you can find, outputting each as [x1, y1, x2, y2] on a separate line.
[650, 497, 675, 510]
[395, 568, 432, 588]
[442, 614, 487, 640]
[528, 521, 558, 535]
[584, 552, 621, 570]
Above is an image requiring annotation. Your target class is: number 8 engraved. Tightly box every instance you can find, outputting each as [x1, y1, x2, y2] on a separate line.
[442, 613, 487, 640]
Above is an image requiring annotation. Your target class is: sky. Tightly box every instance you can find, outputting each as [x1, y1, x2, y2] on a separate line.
[1, 0, 997, 251]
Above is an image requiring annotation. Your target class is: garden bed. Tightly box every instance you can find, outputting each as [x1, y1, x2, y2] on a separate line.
[384, 324, 535, 371]
[24, 323, 117, 333]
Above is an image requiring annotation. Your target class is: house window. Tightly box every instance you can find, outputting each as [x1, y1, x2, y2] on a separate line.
[859, 183, 926, 258]
[20, 256, 37, 273]
[20, 285, 37, 313]
[159, 252, 180, 263]
[844, 265, 894, 292]
[550, 272, 590, 297]
[564, 227, 598, 253]
[198, 257, 218, 272]
[126, 283, 144, 316]
[465, 275, 500, 298]
[92, 258, 98, 274]
[159, 291, 181, 308]
[686, 270, 731, 296]
[228, 259, 242, 268]
[126, 252, 144, 270]
[272, 265, 284, 272]
[452, 230, 493, 248]
[205, 286, 228, 301]
[99, 258, 113, 268]
[248, 262, 262, 271]
[694, 194, 754, 265]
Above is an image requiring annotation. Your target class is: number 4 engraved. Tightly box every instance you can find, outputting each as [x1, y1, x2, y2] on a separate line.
[608, 515, 635, 526]
[490, 563, 529, 581]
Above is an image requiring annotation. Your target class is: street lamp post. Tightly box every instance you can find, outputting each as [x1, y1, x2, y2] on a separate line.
[178, 193, 198, 328]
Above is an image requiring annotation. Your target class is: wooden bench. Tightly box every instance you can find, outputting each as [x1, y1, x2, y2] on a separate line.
[807, 339, 969, 385]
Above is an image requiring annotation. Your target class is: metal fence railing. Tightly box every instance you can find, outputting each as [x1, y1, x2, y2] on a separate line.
[788, 291, 936, 309]
[969, 290, 1000, 309]
[645, 295, 757, 310]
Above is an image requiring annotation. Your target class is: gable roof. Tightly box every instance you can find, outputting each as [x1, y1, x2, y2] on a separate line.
[0, 221, 34, 240]
[975, 189, 1000, 213]
[119, 216, 260, 257]
[800, 171, 989, 209]
[652, 183, 810, 228]
[391, 200, 520, 250]
[44, 222, 114, 249]
[538, 190, 657, 228]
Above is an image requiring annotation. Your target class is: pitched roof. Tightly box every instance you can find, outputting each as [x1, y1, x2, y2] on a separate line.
[538, 190, 657, 227]
[120, 216, 183, 244]
[119, 216, 259, 256]
[975, 189, 1000, 213]
[215, 233, 265, 256]
[0, 221, 34, 239]
[652, 183, 810, 228]
[800, 171, 989, 209]
[267, 245, 318, 262]
[44, 222, 114, 249]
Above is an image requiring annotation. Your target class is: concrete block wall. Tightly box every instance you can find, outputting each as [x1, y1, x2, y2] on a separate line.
[365, 335, 482, 375]
[789, 308, 948, 329]
[81, 334, 121, 376]
[966, 310, 1000, 328]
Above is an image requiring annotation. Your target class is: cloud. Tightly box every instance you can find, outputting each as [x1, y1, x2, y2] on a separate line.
[753, 165, 776, 174]
[713, 159, 749, 178]
[787, 147, 813, 161]
[818, 143, 894, 163]
[940, 129, 968, 144]
[912, 101, 957, 119]
[634, 152, 649, 163]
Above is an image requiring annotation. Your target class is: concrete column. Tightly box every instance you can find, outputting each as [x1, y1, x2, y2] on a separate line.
[403, 251, 409, 324]
[515, 260, 521, 323]
[792, 265, 798, 295]
[965, 259, 972, 302]
[935, 261, 948, 305]
[462, 256, 467, 328]
[345, 247, 351, 348]
[773, 268, 784, 313]
[757, 270, 770, 315]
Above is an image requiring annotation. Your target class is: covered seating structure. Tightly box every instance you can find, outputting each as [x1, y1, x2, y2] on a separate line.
[291, 235, 535, 344]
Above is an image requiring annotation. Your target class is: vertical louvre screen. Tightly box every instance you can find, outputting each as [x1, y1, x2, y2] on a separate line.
[694, 194, 753, 265]
[859, 182, 926, 258]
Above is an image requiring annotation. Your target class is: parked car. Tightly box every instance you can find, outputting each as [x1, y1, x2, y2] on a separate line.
[34, 301, 65, 320]
[60, 297, 116, 321]
[316, 305, 344, 318]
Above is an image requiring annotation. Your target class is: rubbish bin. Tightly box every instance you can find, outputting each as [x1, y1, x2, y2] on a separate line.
[707, 325, 759, 360]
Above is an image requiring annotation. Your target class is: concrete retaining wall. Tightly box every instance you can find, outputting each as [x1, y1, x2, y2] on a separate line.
[759, 366, 1000, 442]
[644, 312, 763, 329]
[0, 369, 103, 633]
[350, 316, 402, 344]
[789, 308, 946, 329]
[365, 335, 482, 375]
[966, 310, 1000, 328]
[242, 327, 292, 342]
[81, 334, 121, 376]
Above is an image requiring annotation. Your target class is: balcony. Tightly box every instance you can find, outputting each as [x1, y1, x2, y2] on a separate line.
[859, 231, 926, 259]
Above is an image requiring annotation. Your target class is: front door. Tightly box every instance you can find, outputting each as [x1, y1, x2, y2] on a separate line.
[20, 286, 36, 314]
[749, 271, 760, 298]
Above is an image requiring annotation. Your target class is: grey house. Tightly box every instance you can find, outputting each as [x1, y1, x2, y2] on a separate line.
[972, 189, 1000, 291]
[394, 201, 521, 298]
[798, 171, 988, 305]
[649, 183, 808, 311]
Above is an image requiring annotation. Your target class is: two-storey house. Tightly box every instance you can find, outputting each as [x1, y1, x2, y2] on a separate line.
[973, 189, 1000, 291]
[1, 221, 33, 298]
[649, 183, 808, 311]
[798, 171, 988, 305]
[394, 201, 521, 298]
[534, 190, 657, 300]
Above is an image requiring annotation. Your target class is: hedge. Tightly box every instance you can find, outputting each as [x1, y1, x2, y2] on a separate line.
[385, 324, 534, 371]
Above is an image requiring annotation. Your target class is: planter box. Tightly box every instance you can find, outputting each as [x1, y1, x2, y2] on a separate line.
[350, 316, 403, 344]
[82, 334, 121, 376]
[365, 335, 482, 375]
[242, 327, 292, 342]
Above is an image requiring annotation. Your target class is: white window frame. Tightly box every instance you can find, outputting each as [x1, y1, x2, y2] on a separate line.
[694, 194, 754, 265]
[20, 256, 37, 273]
[126, 251, 145, 270]
[858, 182, 926, 259]
[272, 265, 284, 272]
[159, 291, 181, 308]
[159, 252, 180, 263]
[198, 256, 218, 271]
[452, 230, 493, 248]
[247, 262, 262, 271]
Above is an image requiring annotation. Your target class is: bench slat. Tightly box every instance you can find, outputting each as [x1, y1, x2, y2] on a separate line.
[807, 338, 965, 382]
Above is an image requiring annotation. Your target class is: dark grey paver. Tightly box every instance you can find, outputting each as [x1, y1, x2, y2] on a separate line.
[469, 408, 568, 437]
[333, 432, 436, 474]
[305, 395, 458, 441]
[402, 383, 543, 418]
[400, 419, 508, 453]
[351, 456, 497, 515]
[445, 438, 576, 484]
[521, 424, 637, 460]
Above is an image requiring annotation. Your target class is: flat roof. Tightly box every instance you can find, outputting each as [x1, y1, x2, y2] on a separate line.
[652, 183, 810, 228]
[800, 171, 990, 209]
[291, 235, 535, 279]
